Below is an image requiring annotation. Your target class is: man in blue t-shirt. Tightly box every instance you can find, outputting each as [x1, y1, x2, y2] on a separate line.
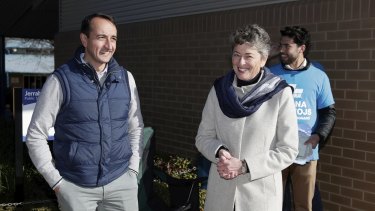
[270, 26, 336, 211]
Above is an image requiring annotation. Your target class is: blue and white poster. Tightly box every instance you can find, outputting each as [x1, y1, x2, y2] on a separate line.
[22, 89, 54, 141]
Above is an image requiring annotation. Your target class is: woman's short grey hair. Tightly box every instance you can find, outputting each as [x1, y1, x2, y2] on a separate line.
[229, 24, 271, 59]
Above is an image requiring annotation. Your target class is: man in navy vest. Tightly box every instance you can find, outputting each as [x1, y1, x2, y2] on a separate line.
[26, 13, 144, 210]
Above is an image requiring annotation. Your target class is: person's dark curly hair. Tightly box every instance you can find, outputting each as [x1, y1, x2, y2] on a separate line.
[280, 26, 311, 56]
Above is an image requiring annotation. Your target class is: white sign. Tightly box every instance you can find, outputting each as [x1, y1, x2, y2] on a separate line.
[22, 89, 54, 141]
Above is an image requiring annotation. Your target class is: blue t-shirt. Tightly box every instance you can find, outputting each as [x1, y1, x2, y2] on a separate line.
[269, 62, 335, 160]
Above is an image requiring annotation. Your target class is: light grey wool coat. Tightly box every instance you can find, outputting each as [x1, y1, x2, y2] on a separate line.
[196, 84, 299, 211]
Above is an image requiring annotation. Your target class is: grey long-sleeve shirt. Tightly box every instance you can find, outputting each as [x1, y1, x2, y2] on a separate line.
[26, 71, 144, 189]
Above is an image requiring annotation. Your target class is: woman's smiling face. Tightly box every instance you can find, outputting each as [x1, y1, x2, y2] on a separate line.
[231, 42, 267, 81]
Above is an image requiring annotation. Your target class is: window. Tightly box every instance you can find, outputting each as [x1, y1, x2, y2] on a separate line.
[23, 75, 47, 89]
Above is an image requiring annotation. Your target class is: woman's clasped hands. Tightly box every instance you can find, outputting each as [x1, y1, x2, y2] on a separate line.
[217, 149, 243, 180]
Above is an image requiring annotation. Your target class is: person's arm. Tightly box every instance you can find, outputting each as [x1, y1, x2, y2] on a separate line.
[311, 70, 336, 149]
[246, 88, 299, 180]
[313, 104, 336, 148]
[26, 74, 63, 189]
[126, 71, 144, 174]
[195, 88, 226, 163]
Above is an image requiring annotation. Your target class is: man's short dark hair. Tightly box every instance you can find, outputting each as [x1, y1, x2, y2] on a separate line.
[80, 13, 117, 37]
[280, 26, 311, 56]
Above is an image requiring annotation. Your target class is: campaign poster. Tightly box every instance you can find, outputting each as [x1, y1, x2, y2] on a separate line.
[22, 89, 54, 141]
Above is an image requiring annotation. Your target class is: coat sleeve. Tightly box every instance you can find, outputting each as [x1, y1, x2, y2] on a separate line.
[195, 88, 225, 163]
[126, 71, 144, 173]
[26, 75, 63, 189]
[246, 88, 299, 181]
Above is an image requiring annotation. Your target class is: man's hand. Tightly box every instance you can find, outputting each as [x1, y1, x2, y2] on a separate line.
[304, 134, 320, 149]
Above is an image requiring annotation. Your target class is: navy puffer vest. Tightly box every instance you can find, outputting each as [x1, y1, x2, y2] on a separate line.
[53, 47, 132, 187]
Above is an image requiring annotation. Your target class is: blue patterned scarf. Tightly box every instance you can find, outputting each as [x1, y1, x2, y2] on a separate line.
[214, 67, 291, 118]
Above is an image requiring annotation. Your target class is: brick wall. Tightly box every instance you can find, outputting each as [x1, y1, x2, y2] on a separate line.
[55, 0, 375, 210]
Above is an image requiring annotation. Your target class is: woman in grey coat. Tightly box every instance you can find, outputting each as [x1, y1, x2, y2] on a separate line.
[195, 24, 299, 211]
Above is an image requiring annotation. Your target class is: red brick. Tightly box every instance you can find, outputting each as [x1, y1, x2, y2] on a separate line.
[335, 100, 357, 110]
[319, 1, 329, 22]
[323, 201, 340, 211]
[330, 193, 352, 206]
[327, 31, 348, 40]
[331, 175, 353, 187]
[320, 61, 336, 69]
[368, 132, 375, 142]
[354, 180, 375, 192]
[343, 129, 367, 140]
[348, 50, 371, 59]
[319, 153, 332, 163]
[336, 80, 358, 89]
[358, 102, 375, 112]
[348, 29, 372, 39]
[362, 18, 375, 28]
[342, 0, 354, 20]
[317, 172, 331, 182]
[333, 89, 345, 98]
[366, 172, 375, 183]
[331, 127, 343, 137]
[352, 199, 375, 210]
[333, 119, 355, 130]
[346, 71, 369, 80]
[342, 168, 365, 180]
[326, 51, 347, 59]
[354, 160, 375, 173]
[352, 0, 361, 19]
[340, 206, 361, 211]
[346, 90, 369, 100]
[341, 187, 363, 200]
[360, 60, 375, 69]
[360, 39, 375, 49]
[364, 192, 375, 203]
[359, 81, 375, 90]
[356, 121, 375, 131]
[315, 41, 338, 50]
[321, 146, 343, 156]
[338, 62, 361, 71]
[366, 152, 375, 162]
[338, 20, 361, 30]
[320, 181, 340, 193]
[336, 0, 345, 20]
[343, 148, 366, 160]
[309, 51, 325, 60]
[332, 156, 354, 168]
[337, 40, 359, 50]
[310, 31, 326, 41]
[355, 141, 375, 152]
[360, 0, 370, 19]
[320, 190, 329, 201]
[329, 70, 346, 79]
[320, 163, 342, 175]
[317, 22, 338, 31]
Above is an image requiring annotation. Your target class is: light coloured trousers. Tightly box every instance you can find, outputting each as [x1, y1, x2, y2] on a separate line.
[56, 170, 138, 211]
[282, 160, 317, 211]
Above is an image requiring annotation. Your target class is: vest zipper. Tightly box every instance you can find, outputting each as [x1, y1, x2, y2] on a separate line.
[82, 63, 104, 185]
[81, 62, 122, 185]
[84, 64, 121, 186]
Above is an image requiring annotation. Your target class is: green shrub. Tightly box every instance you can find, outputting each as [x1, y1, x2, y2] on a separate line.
[0, 119, 15, 202]
[153, 154, 206, 211]
[0, 119, 57, 210]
